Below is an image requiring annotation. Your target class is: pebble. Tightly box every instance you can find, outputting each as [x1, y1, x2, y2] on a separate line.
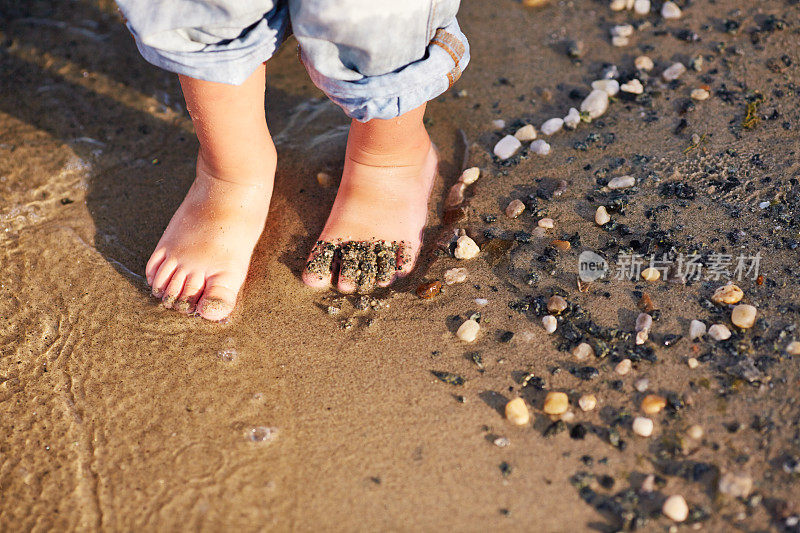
[689, 319, 707, 340]
[475, 298, 489, 306]
[611, 35, 629, 47]
[633, 0, 649, 13]
[634, 377, 649, 392]
[493, 436, 510, 447]
[505, 199, 526, 219]
[547, 295, 568, 314]
[456, 319, 480, 342]
[662, 62, 687, 81]
[712, 283, 743, 304]
[687, 357, 699, 369]
[632, 416, 654, 437]
[620, 79, 644, 94]
[690, 88, 710, 100]
[446, 182, 466, 207]
[564, 107, 581, 129]
[416, 281, 442, 299]
[641, 474, 656, 493]
[542, 315, 558, 334]
[687, 424, 704, 439]
[718, 472, 753, 498]
[578, 394, 597, 411]
[530, 139, 551, 155]
[611, 24, 634, 38]
[641, 394, 667, 414]
[514, 124, 537, 142]
[635, 330, 649, 345]
[561, 411, 575, 423]
[661, 0, 682, 19]
[493, 135, 521, 160]
[615, 358, 632, 375]
[459, 167, 480, 185]
[641, 267, 661, 282]
[551, 240, 570, 251]
[505, 397, 531, 425]
[708, 324, 732, 341]
[602, 64, 619, 79]
[537, 218, 555, 229]
[787, 341, 800, 355]
[610, 0, 626, 10]
[662, 495, 689, 522]
[246, 426, 278, 443]
[580, 90, 609, 119]
[541, 118, 564, 135]
[492, 119, 506, 130]
[316, 171, 334, 188]
[731, 304, 757, 329]
[635, 312, 653, 333]
[592, 79, 620, 96]
[595, 205, 611, 225]
[454, 236, 480, 259]
[635, 55, 654, 71]
[543, 392, 569, 415]
[444, 267, 468, 285]
[573, 342, 594, 360]
[608, 175, 636, 189]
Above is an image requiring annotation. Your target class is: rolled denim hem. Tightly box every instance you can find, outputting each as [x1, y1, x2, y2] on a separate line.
[128, 22, 286, 85]
[302, 19, 470, 122]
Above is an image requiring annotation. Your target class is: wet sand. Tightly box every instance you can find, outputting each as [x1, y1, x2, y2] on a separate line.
[2, 0, 800, 530]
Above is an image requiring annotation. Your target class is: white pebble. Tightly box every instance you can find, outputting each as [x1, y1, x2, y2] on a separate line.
[634, 377, 649, 392]
[564, 107, 581, 129]
[687, 357, 699, 369]
[662, 495, 689, 522]
[611, 24, 634, 37]
[633, 0, 650, 14]
[573, 342, 594, 360]
[444, 267, 468, 285]
[718, 472, 753, 498]
[578, 394, 597, 411]
[542, 315, 558, 334]
[456, 319, 480, 342]
[454, 236, 480, 259]
[514, 124, 537, 142]
[641, 474, 656, 493]
[537, 217, 554, 229]
[634, 55, 654, 71]
[493, 135, 521, 160]
[580, 90, 609, 119]
[493, 436, 510, 447]
[759, 201, 771, 209]
[608, 175, 636, 189]
[689, 319, 707, 340]
[541, 118, 564, 136]
[505, 199, 526, 219]
[475, 298, 489, 306]
[635, 330, 649, 345]
[505, 397, 531, 425]
[731, 304, 757, 329]
[787, 341, 800, 355]
[691, 88, 710, 101]
[530, 139, 551, 155]
[592, 79, 620, 96]
[632, 416, 654, 437]
[635, 312, 653, 333]
[610, 0, 626, 10]
[459, 167, 480, 185]
[708, 324, 732, 341]
[687, 424, 704, 439]
[611, 35, 630, 47]
[595, 205, 611, 225]
[492, 119, 506, 130]
[662, 62, 687, 81]
[661, 0, 682, 19]
[620, 79, 644, 94]
[615, 358, 632, 375]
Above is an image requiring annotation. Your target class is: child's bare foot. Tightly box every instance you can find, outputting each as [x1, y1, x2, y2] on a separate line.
[146, 153, 274, 321]
[145, 66, 275, 321]
[302, 104, 437, 293]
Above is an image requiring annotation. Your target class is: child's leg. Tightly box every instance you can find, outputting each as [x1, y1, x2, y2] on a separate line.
[146, 64, 276, 321]
[294, 0, 469, 293]
[302, 104, 435, 293]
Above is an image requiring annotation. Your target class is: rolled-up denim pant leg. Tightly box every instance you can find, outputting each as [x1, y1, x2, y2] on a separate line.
[291, 0, 469, 122]
[116, 0, 289, 85]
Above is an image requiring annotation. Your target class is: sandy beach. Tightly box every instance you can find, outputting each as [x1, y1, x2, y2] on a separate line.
[2, 0, 800, 530]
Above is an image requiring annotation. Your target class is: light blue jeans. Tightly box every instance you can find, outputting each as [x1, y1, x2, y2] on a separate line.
[115, 0, 470, 122]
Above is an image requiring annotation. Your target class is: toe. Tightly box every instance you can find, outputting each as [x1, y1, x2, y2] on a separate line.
[376, 241, 399, 287]
[162, 270, 187, 309]
[146, 248, 167, 286]
[302, 241, 336, 289]
[356, 245, 377, 293]
[151, 258, 178, 298]
[336, 242, 361, 294]
[395, 240, 419, 278]
[196, 274, 239, 322]
[174, 272, 205, 314]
